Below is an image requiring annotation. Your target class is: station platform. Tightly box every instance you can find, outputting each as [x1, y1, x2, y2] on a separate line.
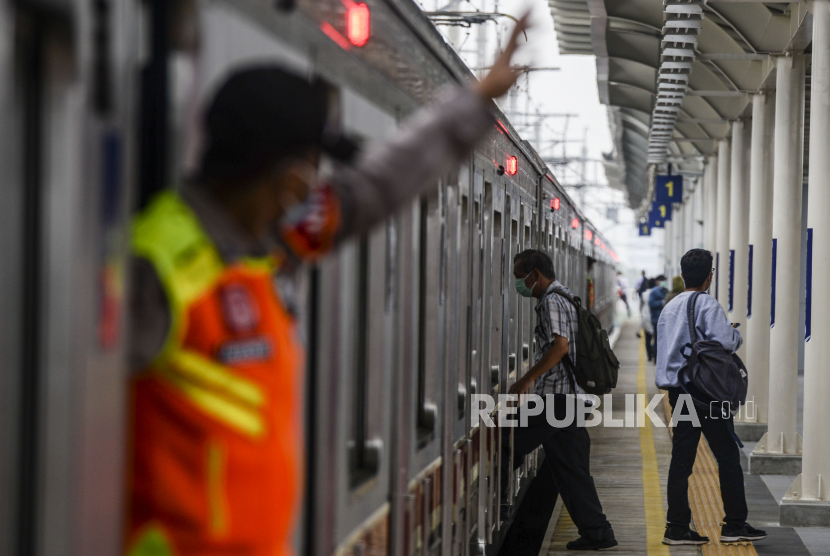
[529, 319, 830, 556]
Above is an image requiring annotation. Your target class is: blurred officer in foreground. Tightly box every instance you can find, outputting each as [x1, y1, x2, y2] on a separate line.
[126, 16, 530, 556]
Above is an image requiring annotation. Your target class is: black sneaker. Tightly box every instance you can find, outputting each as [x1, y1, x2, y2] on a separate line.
[566, 528, 618, 550]
[720, 522, 767, 543]
[662, 525, 709, 545]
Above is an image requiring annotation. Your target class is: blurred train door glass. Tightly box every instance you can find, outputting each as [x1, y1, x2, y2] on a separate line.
[458, 192, 470, 423]
[508, 211, 518, 384]
[349, 234, 384, 487]
[487, 181, 502, 395]
[416, 190, 443, 445]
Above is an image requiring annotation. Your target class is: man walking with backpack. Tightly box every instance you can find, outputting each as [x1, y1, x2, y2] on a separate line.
[500, 249, 616, 551]
[656, 249, 766, 546]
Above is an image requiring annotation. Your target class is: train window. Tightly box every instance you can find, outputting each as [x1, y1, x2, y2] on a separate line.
[509, 217, 518, 377]
[349, 235, 377, 487]
[417, 195, 441, 444]
[458, 195, 470, 419]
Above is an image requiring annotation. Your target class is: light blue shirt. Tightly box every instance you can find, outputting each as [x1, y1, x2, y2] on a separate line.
[655, 291, 743, 389]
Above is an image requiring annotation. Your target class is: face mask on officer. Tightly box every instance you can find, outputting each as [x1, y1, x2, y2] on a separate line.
[515, 269, 538, 298]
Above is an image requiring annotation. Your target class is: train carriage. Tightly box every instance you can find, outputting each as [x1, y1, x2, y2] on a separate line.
[0, 2, 616, 556]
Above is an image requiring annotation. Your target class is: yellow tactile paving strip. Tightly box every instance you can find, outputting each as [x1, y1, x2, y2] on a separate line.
[639, 337, 672, 555]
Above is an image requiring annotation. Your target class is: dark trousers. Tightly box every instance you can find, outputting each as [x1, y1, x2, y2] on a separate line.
[666, 388, 748, 528]
[652, 320, 659, 359]
[644, 331, 655, 360]
[500, 395, 610, 538]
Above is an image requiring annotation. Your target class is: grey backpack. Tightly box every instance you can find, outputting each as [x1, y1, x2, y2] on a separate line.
[677, 292, 748, 411]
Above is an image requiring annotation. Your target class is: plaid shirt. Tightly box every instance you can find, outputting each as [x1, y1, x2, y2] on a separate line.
[534, 281, 584, 396]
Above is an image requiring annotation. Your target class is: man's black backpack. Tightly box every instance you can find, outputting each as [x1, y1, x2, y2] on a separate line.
[677, 291, 748, 411]
[552, 290, 619, 395]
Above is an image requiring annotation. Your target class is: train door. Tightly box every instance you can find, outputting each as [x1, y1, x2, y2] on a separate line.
[0, 3, 141, 556]
[413, 180, 448, 556]
[485, 181, 505, 543]
[456, 167, 473, 556]
[504, 194, 519, 508]
[302, 85, 400, 556]
[440, 171, 465, 556]
[470, 170, 486, 556]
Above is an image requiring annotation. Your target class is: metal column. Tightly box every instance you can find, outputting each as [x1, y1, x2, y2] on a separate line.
[753, 55, 805, 465]
[789, 0, 830, 507]
[673, 201, 684, 278]
[705, 156, 718, 253]
[716, 140, 731, 311]
[693, 178, 704, 248]
[729, 120, 750, 362]
[738, 93, 776, 439]
[685, 182, 695, 255]
[664, 219, 673, 277]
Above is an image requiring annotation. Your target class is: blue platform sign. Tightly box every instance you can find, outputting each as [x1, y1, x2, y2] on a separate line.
[647, 210, 665, 229]
[651, 200, 672, 222]
[655, 175, 683, 204]
[639, 222, 651, 236]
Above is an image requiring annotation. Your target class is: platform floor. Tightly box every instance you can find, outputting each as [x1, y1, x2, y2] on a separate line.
[537, 318, 823, 555]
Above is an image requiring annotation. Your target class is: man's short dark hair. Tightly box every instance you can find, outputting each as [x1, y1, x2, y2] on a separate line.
[680, 249, 713, 288]
[513, 249, 556, 280]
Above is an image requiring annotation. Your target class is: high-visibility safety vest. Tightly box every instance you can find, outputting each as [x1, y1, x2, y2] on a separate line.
[127, 190, 326, 556]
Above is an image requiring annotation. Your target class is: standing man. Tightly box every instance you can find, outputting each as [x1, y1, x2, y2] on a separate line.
[126, 17, 529, 556]
[501, 249, 617, 551]
[656, 249, 766, 545]
[636, 270, 648, 305]
[648, 275, 667, 357]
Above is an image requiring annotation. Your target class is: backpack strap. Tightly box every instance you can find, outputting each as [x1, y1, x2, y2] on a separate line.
[679, 292, 702, 360]
[550, 288, 580, 309]
[687, 292, 702, 343]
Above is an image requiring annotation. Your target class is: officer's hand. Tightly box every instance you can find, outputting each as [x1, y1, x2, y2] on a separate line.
[475, 13, 531, 100]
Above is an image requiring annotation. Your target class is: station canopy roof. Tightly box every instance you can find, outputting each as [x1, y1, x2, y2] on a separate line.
[549, 0, 812, 210]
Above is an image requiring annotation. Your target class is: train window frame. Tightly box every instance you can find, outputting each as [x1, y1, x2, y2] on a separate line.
[349, 234, 380, 488]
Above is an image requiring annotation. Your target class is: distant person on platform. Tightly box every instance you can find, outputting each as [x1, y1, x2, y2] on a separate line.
[640, 284, 656, 362]
[656, 249, 767, 546]
[664, 276, 685, 306]
[616, 271, 630, 317]
[636, 270, 649, 305]
[648, 275, 667, 357]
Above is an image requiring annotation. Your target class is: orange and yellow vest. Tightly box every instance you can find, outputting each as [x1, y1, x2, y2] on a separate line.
[126, 191, 328, 556]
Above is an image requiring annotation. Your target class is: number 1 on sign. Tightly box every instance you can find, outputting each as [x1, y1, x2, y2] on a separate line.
[666, 181, 673, 198]
[659, 205, 666, 218]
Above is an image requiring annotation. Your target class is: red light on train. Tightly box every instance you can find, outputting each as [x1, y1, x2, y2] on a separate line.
[550, 197, 560, 211]
[571, 217, 579, 229]
[585, 230, 593, 241]
[347, 3, 371, 47]
[506, 156, 518, 176]
[594, 237, 600, 247]
[601, 243, 606, 251]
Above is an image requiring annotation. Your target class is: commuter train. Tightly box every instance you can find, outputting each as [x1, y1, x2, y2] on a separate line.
[0, 1, 616, 556]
